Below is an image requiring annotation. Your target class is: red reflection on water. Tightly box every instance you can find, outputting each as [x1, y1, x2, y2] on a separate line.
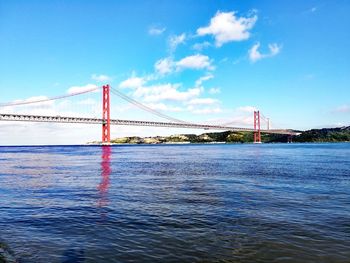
[98, 146, 111, 207]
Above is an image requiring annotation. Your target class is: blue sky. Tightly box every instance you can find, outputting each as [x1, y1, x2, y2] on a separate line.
[0, 0, 349, 144]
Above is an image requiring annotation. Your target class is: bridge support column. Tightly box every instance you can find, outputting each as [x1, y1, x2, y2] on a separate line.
[254, 110, 261, 143]
[287, 135, 293, 143]
[102, 85, 111, 145]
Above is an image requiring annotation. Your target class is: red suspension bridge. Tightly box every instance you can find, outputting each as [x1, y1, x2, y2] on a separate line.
[0, 85, 298, 144]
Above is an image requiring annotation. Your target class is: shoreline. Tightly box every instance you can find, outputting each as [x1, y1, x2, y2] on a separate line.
[0, 141, 349, 147]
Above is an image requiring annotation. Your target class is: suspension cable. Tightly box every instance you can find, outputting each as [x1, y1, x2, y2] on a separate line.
[260, 112, 269, 122]
[0, 86, 101, 107]
[220, 120, 239, 126]
[110, 87, 191, 124]
[219, 110, 269, 127]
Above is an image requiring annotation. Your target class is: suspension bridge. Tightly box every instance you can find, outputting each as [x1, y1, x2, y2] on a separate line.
[0, 85, 298, 144]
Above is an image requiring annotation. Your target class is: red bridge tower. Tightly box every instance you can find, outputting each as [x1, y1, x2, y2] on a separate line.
[102, 85, 111, 144]
[254, 110, 261, 143]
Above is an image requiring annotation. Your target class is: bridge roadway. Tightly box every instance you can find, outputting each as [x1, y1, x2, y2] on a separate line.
[0, 113, 298, 135]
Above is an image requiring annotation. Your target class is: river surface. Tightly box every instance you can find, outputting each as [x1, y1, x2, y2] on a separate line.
[0, 143, 349, 262]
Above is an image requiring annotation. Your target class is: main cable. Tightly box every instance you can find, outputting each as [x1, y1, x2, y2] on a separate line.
[0, 86, 101, 107]
[110, 87, 190, 124]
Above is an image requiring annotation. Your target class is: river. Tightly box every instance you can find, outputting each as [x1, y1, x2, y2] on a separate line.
[0, 143, 349, 262]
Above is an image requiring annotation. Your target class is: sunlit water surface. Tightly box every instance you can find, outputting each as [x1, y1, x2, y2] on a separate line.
[0, 144, 349, 263]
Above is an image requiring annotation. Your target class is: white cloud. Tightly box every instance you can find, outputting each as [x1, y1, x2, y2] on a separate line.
[176, 54, 214, 71]
[148, 25, 166, 35]
[219, 115, 253, 126]
[248, 42, 281, 62]
[197, 11, 257, 47]
[119, 72, 204, 103]
[249, 43, 262, 62]
[91, 74, 112, 82]
[145, 103, 184, 112]
[169, 33, 186, 51]
[118, 72, 222, 116]
[187, 98, 219, 105]
[154, 54, 214, 75]
[77, 98, 97, 105]
[192, 41, 211, 51]
[220, 57, 229, 63]
[333, 105, 350, 113]
[154, 57, 174, 75]
[268, 43, 281, 56]
[236, 106, 257, 113]
[134, 84, 203, 103]
[195, 73, 214, 87]
[5, 96, 54, 109]
[67, 84, 98, 95]
[190, 107, 222, 115]
[119, 76, 145, 89]
[208, 87, 221, 94]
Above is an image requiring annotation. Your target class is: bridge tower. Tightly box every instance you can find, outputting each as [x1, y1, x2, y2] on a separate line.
[102, 85, 111, 145]
[254, 110, 261, 143]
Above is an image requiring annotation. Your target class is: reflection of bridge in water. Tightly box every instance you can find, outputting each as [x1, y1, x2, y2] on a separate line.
[0, 85, 299, 144]
[98, 146, 111, 208]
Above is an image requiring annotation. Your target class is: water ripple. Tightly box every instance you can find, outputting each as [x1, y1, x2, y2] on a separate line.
[0, 144, 349, 262]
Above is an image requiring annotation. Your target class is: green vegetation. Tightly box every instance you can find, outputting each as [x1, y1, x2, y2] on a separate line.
[293, 126, 350, 142]
[89, 126, 350, 144]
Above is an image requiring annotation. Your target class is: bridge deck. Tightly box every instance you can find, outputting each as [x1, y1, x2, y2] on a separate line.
[0, 113, 298, 135]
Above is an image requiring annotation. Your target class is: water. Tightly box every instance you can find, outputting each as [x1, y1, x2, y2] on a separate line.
[0, 143, 349, 263]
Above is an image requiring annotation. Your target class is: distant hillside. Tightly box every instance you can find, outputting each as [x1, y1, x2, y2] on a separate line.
[89, 126, 350, 144]
[293, 126, 350, 142]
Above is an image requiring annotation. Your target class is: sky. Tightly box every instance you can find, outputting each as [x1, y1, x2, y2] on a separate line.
[0, 0, 349, 145]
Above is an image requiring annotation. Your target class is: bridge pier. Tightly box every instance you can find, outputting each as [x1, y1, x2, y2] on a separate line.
[287, 135, 293, 143]
[102, 85, 111, 145]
